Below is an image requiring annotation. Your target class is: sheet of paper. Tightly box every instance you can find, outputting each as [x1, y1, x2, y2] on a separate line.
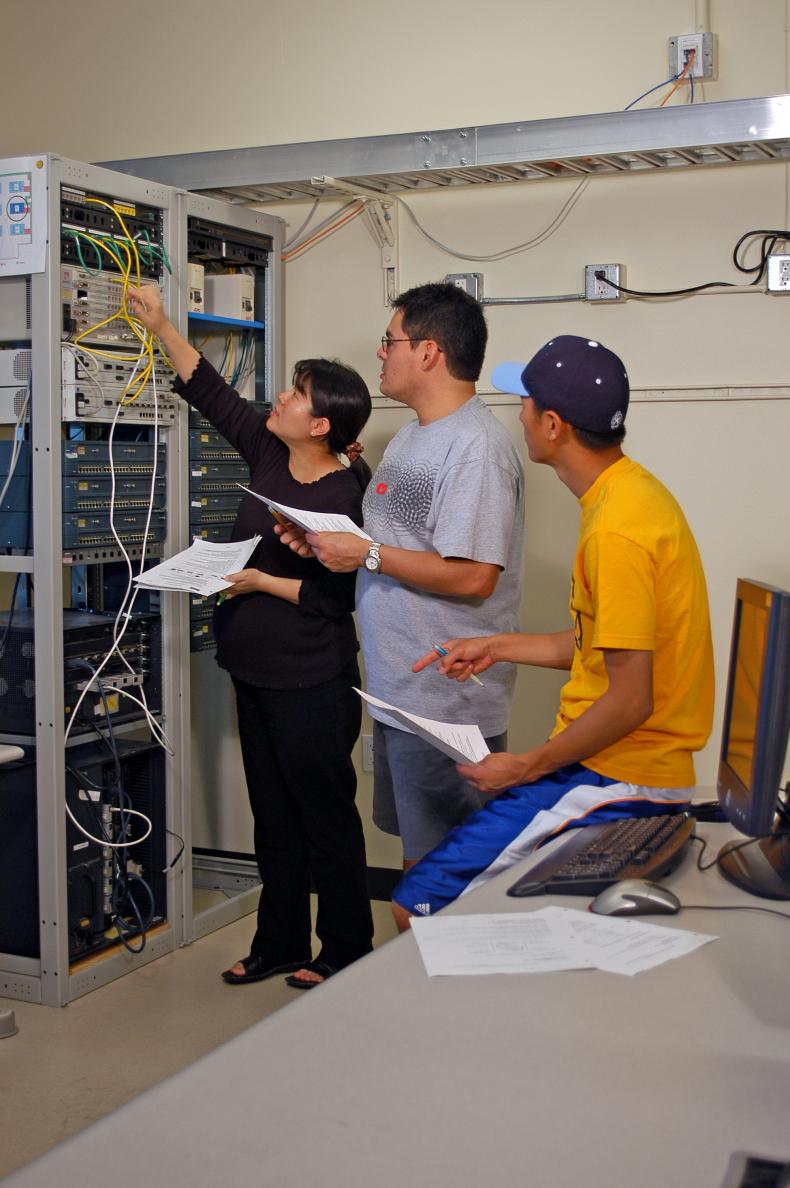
[133, 536, 262, 596]
[411, 911, 596, 977]
[540, 906, 718, 976]
[355, 688, 489, 764]
[238, 486, 372, 541]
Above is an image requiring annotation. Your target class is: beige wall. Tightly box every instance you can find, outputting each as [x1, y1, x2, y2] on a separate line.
[2, 0, 787, 159]
[5, 0, 790, 867]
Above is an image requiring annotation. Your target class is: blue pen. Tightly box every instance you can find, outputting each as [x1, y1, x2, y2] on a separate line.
[431, 642, 484, 687]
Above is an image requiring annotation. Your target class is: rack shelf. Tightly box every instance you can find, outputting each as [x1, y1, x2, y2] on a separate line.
[188, 312, 265, 330]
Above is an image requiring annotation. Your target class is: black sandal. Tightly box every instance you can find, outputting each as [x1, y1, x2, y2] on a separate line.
[221, 955, 310, 985]
[284, 960, 337, 990]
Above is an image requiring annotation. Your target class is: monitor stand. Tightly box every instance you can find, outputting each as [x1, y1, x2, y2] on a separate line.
[717, 832, 790, 900]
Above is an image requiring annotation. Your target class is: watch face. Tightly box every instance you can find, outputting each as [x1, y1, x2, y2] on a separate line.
[364, 555, 379, 572]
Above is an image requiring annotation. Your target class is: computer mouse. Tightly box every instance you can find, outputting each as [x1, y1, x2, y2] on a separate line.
[589, 879, 681, 917]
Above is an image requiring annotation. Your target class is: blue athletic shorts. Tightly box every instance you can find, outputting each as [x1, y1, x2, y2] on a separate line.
[372, 721, 508, 861]
[393, 763, 691, 916]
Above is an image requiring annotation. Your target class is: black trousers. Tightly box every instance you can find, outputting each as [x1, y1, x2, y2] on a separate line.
[232, 663, 374, 971]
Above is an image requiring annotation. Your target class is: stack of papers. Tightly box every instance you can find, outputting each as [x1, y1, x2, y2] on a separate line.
[239, 486, 372, 540]
[134, 536, 262, 596]
[411, 906, 717, 977]
[355, 689, 489, 764]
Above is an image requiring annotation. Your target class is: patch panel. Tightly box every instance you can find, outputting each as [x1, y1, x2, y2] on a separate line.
[188, 216, 273, 268]
[60, 186, 164, 280]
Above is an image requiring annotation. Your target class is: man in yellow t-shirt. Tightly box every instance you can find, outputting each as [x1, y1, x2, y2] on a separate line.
[394, 335, 714, 925]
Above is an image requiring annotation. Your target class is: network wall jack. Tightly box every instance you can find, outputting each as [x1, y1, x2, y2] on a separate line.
[668, 33, 717, 80]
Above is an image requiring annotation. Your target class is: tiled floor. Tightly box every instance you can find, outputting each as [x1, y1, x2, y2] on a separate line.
[0, 897, 398, 1181]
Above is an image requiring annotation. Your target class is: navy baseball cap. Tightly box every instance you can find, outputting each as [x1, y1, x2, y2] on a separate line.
[492, 335, 629, 433]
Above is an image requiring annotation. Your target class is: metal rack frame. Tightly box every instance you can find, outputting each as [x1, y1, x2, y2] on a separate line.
[0, 155, 284, 1004]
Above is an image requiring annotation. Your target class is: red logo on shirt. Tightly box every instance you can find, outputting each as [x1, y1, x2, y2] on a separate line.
[375, 482, 388, 495]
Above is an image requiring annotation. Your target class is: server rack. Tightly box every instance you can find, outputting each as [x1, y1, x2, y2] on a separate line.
[0, 156, 284, 1003]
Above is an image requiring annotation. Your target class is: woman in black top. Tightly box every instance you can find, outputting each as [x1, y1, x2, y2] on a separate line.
[128, 283, 373, 989]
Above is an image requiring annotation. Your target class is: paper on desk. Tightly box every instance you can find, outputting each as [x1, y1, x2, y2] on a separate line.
[355, 689, 490, 764]
[542, 906, 718, 977]
[410, 906, 717, 978]
[238, 486, 372, 541]
[134, 536, 262, 596]
[411, 911, 596, 976]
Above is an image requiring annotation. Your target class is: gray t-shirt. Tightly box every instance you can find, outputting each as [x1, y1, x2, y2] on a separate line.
[357, 395, 524, 737]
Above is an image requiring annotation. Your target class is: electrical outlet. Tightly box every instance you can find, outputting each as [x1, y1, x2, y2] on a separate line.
[767, 254, 790, 293]
[362, 734, 374, 772]
[445, 273, 484, 301]
[584, 264, 625, 302]
[668, 33, 717, 80]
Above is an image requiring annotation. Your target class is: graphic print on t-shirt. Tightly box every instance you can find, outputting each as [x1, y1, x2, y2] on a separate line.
[364, 456, 437, 532]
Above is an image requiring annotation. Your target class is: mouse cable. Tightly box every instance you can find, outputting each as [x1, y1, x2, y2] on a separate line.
[678, 903, 790, 923]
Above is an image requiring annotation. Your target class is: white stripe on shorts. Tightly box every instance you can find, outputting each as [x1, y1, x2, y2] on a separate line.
[459, 782, 692, 899]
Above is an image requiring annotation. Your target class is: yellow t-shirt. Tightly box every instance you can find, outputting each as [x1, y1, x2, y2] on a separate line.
[551, 456, 714, 788]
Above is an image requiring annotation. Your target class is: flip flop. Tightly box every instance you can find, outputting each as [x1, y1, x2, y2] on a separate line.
[221, 955, 310, 985]
[284, 961, 337, 989]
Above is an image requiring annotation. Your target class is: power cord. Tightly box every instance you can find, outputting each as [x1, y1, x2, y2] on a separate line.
[595, 227, 790, 298]
[685, 834, 790, 922]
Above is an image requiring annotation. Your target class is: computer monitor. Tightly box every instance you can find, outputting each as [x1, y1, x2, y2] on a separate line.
[716, 578, 790, 900]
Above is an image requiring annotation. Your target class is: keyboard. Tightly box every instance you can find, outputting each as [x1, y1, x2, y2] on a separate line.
[506, 812, 695, 898]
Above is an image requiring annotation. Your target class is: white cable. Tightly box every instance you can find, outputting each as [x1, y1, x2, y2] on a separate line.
[0, 387, 30, 507]
[107, 328, 170, 745]
[282, 198, 320, 250]
[110, 687, 173, 753]
[285, 199, 360, 254]
[110, 343, 173, 753]
[394, 178, 589, 263]
[65, 798, 152, 849]
[62, 333, 166, 846]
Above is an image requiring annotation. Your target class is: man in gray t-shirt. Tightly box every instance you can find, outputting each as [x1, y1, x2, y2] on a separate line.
[293, 282, 524, 867]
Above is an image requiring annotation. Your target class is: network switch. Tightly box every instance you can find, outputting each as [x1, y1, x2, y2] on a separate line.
[62, 345, 178, 424]
[0, 609, 162, 736]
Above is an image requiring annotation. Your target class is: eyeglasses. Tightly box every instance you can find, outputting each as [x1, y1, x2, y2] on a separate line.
[380, 336, 420, 352]
[379, 336, 443, 354]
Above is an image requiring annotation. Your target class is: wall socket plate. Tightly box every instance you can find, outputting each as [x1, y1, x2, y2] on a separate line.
[445, 272, 484, 301]
[668, 33, 717, 80]
[584, 264, 625, 302]
[767, 254, 790, 293]
[362, 734, 374, 772]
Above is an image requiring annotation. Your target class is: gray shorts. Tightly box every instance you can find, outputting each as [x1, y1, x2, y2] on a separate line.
[372, 721, 508, 861]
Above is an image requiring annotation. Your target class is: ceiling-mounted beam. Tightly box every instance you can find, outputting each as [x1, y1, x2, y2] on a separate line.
[100, 95, 790, 203]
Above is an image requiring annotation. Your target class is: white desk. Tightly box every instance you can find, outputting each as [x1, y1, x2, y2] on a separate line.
[5, 823, 790, 1188]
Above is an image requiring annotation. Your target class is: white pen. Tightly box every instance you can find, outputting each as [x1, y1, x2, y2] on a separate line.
[431, 642, 484, 687]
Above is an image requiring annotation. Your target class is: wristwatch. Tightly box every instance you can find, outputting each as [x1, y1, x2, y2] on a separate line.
[364, 542, 383, 573]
